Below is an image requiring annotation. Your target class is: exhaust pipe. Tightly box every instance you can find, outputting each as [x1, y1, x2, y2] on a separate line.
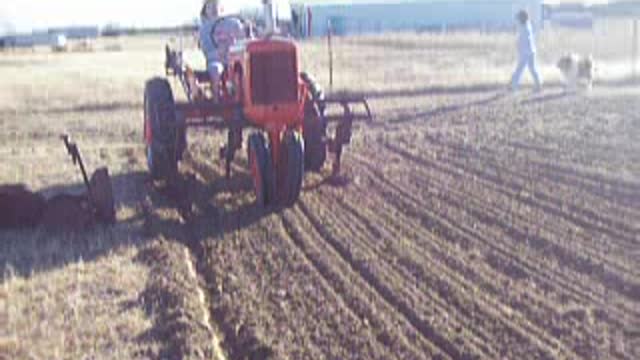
[263, 0, 278, 35]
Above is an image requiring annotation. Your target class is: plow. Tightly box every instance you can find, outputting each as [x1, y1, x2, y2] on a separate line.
[145, 0, 372, 207]
[0, 135, 115, 230]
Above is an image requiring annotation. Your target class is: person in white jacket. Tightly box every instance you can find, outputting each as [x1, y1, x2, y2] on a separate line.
[510, 10, 542, 92]
[199, 0, 245, 100]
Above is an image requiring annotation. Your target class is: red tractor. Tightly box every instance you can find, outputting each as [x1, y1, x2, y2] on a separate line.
[143, 3, 371, 207]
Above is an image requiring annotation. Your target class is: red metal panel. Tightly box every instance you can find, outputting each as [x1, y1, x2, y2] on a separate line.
[250, 51, 298, 105]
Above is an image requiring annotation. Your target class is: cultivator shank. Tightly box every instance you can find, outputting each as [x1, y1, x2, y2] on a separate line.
[319, 95, 372, 176]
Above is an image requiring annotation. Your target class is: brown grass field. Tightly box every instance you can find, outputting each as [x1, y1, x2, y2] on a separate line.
[1, 27, 639, 359]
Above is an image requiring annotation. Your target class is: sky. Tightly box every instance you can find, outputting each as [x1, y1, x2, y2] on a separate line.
[0, 0, 205, 33]
[0, 0, 612, 35]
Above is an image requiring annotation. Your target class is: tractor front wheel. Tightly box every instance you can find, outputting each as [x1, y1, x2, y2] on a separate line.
[248, 133, 275, 208]
[277, 130, 305, 207]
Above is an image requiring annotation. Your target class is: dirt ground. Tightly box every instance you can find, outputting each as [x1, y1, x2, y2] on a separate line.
[1, 30, 639, 359]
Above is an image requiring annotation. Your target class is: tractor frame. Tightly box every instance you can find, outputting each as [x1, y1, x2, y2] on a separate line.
[143, 22, 371, 207]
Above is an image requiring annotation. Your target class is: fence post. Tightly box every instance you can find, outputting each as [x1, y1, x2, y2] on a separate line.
[327, 19, 333, 90]
[633, 19, 638, 78]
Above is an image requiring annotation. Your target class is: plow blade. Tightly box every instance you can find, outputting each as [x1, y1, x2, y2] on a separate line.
[316, 94, 373, 176]
[90, 167, 116, 225]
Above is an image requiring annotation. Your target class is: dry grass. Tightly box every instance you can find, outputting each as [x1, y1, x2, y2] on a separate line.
[1, 231, 153, 359]
[299, 20, 639, 91]
[0, 35, 223, 359]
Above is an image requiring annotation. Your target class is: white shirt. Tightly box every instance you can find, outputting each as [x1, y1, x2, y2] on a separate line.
[517, 21, 536, 57]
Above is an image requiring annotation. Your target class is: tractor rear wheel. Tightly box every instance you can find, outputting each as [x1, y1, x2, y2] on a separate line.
[144, 77, 184, 181]
[303, 100, 327, 172]
[248, 133, 275, 208]
[278, 130, 305, 207]
[301, 72, 327, 172]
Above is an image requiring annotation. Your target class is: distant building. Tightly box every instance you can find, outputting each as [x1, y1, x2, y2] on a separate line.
[0, 25, 99, 49]
[101, 24, 123, 37]
[542, 2, 594, 29]
[292, 0, 543, 37]
[591, 1, 640, 18]
[13, 34, 36, 47]
[48, 26, 99, 39]
[540, 1, 640, 29]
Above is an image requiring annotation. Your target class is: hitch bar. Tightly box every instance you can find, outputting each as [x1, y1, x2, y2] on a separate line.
[60, 134, 92, 197]
[320, 95, 373, 124]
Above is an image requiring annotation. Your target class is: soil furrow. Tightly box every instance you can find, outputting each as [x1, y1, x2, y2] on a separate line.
[176, 156, 396, 358]
[349, 156, 627, 358]
[280, 209, 442, 358]
[350, 155, 633, 328]
[381, 143, 640, 281]
[412, 129, 637, 218]
[379, 142, 640, 302]
[378, 141, 639, 277]
[455, 149, 639, 241]
[322, 185, 590, 346]
[301, 193, 502, 358]
[390, 138, 638, 249]
[294, 199, 475, 360]
[420, 134, 639, 238]
[505, 143, 640, 212]
[304, 189, 569, 359]
[356, 149, 640, 316]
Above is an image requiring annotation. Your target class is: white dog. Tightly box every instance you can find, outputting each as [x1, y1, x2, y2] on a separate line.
[557, 53, 594, 91]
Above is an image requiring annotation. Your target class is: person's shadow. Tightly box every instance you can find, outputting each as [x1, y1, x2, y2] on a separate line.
[519, 90, 570, 105]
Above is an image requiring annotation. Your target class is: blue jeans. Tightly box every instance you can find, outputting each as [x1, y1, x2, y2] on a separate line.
[511, 53, 542, 90]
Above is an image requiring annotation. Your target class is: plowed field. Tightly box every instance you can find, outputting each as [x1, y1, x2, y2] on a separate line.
[167, 88, 639, 360]
[1, 32, 638, 359]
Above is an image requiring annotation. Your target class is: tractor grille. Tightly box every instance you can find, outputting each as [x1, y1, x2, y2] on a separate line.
[250, 51, 297, 105]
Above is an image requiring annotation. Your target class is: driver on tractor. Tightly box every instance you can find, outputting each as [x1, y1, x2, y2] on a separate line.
[199, 0, 246, 102]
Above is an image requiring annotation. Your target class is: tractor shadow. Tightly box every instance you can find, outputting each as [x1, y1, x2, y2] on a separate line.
[303, 173, 351, 191]
[144, 168, 268, 239]
[141, 164, 262, 242]
[142, 156, 343, 245]
[520, 91, 570, 105]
